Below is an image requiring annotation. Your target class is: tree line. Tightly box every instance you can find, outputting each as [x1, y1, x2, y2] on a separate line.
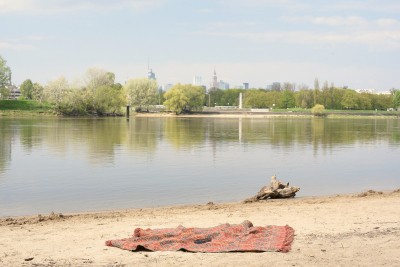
[3, 67, 205, 115]
[1, 55, 399, 115]
[210, 86, 397, 111]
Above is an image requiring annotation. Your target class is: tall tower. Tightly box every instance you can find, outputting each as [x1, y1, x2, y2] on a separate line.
[147, 59, 156, 80]
[210, 69, 218, 90]
[147, 69, 156, 80]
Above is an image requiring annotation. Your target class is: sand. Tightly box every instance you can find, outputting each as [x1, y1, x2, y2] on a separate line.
[1, 190, 399, 267]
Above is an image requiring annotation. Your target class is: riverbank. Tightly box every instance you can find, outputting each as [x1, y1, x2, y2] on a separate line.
[1, 189, 399, 266]
[0, 100, 54, 116]
[133, 109, 399, 118]
[2, 100, 399, 118]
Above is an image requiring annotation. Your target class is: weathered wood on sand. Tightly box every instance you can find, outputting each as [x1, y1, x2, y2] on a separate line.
[243, 176, 300, 203]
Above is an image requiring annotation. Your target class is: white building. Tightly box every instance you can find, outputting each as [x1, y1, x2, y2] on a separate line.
[210, 70, 218, 90]
[161, 83, 173, 91]
[193, 75, 203, 86]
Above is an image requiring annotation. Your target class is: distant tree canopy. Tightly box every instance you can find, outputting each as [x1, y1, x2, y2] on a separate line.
[393, 90, 400, 109]
[83, 68, 125, 115]
[0, 55, 11, 99]
[20, 79, 34, 99]
[8, 65, 399, 115]
[44, 76, 70, 106]
[43, 68, 125, 115]
[32, 82, 45, 102]
[233, 87, 392, 110]
[124, 78, 158, 111]
[164, 84, 205, 114]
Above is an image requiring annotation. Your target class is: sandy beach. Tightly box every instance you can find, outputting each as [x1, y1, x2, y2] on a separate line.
[1, 189, 399, 266]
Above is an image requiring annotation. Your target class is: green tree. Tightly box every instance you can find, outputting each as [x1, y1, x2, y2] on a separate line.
[184, 85, 205, 111]
[0, 55, 11, 99]
[163, 84, 205, 114]
[32, 82, 45, 102]
[209, 88, 224, 106]
[92, 85, 126, 115]
[57, 89, 87, 115]
[267, 90, 283, 108]
[124, 78, 158, 111]
[20, 79, 34, 99]
[358, 93, 372, 110]
[331, 87, 346, 109]
[220, 89, 241, 106]
[393, 90, 400, 109]
[163, 86, 188, 114]
[243, 89, 269, 108]
[295, 89, 313, 108]
[82, 68, 125, 115]
[341, 90, 359, 110]
[281, 89, 295, 108]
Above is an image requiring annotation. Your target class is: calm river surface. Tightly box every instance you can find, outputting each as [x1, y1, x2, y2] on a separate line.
[1, 116, 399, 216]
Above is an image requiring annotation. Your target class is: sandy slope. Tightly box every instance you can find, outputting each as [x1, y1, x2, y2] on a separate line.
[1, 190, 399, 267]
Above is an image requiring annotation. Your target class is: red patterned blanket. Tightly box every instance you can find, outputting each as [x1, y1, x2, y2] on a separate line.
[105, 220, 294, 253]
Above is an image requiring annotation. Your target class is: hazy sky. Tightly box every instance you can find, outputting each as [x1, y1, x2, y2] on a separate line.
[1, 0, 399, 90]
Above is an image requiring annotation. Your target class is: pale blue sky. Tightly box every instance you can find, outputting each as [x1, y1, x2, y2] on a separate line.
[1, 0, 399, 90]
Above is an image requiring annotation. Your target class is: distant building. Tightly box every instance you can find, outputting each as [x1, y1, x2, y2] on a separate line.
[161, 83, 173, 91]
[270, 82, 281, 91]
[243, 82, 249, 90]
[356, 88, 391, 95]
[356, 88, 376, 94]
[210, 70, 218, 90]
[193, 75, 203, 86]
[147, 68, 156, 80]
[218, 80, 229, 90]
[8, 84, 21, 99]
[0, 72, 20, 99]
[209, 70, 230, 90]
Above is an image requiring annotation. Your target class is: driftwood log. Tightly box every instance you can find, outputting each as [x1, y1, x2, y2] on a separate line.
[243, 176, 300, 203]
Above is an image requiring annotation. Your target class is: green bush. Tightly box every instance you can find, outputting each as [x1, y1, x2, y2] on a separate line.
[311, 104, 326, 116]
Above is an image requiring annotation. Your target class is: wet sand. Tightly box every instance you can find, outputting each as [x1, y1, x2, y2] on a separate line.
[1, 189, 399, 266]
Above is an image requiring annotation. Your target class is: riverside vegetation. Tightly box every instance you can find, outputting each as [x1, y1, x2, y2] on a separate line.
[1, 55, 400, 116]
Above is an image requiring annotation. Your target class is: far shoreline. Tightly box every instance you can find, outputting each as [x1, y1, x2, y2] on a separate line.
[1, 105, 399, 118]
[133, 110, 400, 119]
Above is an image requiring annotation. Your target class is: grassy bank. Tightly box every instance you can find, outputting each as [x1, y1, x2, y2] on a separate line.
[0, 100, 53, 116]
[1, 100, 398, 117]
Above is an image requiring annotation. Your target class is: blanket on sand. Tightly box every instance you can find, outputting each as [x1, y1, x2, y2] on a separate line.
[105, 220, 294, 253]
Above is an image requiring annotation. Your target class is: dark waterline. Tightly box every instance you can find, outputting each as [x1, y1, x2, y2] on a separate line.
[1, 116, 399, 217]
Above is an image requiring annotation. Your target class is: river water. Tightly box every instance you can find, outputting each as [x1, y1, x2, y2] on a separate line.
[1, 116, 399, 216]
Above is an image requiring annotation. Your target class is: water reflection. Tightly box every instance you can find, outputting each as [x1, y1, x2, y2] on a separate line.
[165, 118, 205, 149]
[0, 119, 13, 174]
[1, 116, 399, 216]
[0, 117, 399, 173]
